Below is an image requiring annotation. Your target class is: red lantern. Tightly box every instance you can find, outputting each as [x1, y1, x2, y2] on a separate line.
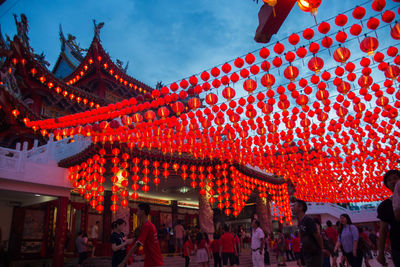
[284, 66, 299, 81]
[188, 97, 201, 110]
[171, 101, 184, 115]
[391, 22, 400, 40]
[360, 36, 379, 55]
[205, 93, 219, 106]
[260, 74, 275, 89]
[308, 57, 324, 74]
[222, 87, 236, 101]
[298, 0, 321, 15]
[243, 79, 257, 94]
[333, 46, 351, 64]
[352, 6, 366, 20]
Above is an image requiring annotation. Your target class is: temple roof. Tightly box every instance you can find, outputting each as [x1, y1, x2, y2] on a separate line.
[52, 26, 84, 79]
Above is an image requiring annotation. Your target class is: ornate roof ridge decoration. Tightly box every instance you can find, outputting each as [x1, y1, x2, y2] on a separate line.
[10, 36, 108, 107]
[51, 25, 85, 76]
[58, 142, 286, 185]
[61, 21, 154, 95]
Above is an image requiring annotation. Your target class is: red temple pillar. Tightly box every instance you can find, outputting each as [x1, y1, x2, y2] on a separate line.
[52, 197, 68, 267]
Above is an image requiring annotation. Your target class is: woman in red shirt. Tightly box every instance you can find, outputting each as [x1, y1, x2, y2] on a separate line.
[184, 235, 194, 267]
[195, 232, 210, 267]
[292, 231, 302, 267]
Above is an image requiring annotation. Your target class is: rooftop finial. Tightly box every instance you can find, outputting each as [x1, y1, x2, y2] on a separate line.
[13, 13, 30, 49]
[93, 19, 105, 40]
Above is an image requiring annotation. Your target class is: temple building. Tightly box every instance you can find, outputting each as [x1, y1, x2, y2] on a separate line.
[0, 18, 286, 266]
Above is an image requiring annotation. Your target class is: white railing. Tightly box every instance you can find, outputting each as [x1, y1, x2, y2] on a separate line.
[0, 134, 91, 172]
[306, 202, 379, 223]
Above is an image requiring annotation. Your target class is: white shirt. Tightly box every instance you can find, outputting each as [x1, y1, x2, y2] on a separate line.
[91, 225, 98, 239]
[251, 227, 265, 250]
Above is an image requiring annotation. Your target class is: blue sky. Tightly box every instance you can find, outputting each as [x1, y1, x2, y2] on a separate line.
[0, 0, 394, 87]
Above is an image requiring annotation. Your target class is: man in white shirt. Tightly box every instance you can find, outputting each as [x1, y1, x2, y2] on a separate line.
[174, 221, 185, 255]
[251, 219, 265, 267]
[91, 221, 100, 257]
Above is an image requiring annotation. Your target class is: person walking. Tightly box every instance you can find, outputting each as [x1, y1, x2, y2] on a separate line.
[119, 203, 163, 267]
[325, 220, 338, 267]
[91, 221, 100, 257]
[377, 169, 400, 267]
[292, 199, 323, 267]
[334, 214, 362, 267]
[175, 220, 185, 256]
[251, 219, 265, 267]
[211, 233, 222, 267]
[75, 231, 88, 267]
[220, 224, 237, 267]
[195, 232, 210, 267]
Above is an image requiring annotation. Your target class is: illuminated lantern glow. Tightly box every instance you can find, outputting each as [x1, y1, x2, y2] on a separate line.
[222, 87, 236, 101]
[308, 56, 324, 74]
[360, 36, 379, 56]
[206, 93, 219, 106]
[243, 79, 257, 94]
[283, 65, 299, 81]
[260, 74, 275, 89]
[391, 23, 400, 40]
[188, 97, 202, 110]
[298, 0, 321, 15]
[333, 46, 351, 64]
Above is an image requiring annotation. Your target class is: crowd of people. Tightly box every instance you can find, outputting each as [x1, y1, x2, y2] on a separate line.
[72, 169, 399, 267]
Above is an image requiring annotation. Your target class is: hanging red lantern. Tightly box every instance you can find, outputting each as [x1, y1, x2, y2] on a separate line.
[284, 66, 299, 81]
[243, 79, 257, 94]
[288, 33, 300, 46]
[333, 46, 351, 63]
[188, 97, 202, 110]
[382, 10, 395, 23]
[222, 87, 236, 101]
[302, 28, 314, 40]
[350, 24, 362, 36]
[360, 36, 379, 55]
[335, 31, 347, 43]
[391, 22, 400, 40]
[367, 17, 380, 31]
[298, 0, 321, 15]
[274, 42, 285, 55]
[171, 101, 185, 115]
[245, 53, 255, 64]
[318, 21, 330, 34]
[260, 74, 275, 89]
[321, 36, 333, 48]
[308, 57, 324, 74]
[371, 0, 385, 12]
[335, 14, 348, 27]
[205, 93, 218, 106]
[234, 58, 244, 68]
[296, 47, 307, 58]
[352, 6, 366, 20]
[221, 63, 232, 74]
